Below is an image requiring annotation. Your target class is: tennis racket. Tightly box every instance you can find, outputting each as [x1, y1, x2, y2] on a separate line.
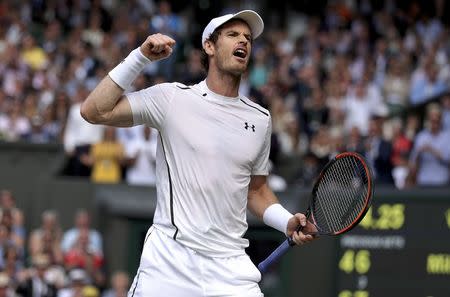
[258, 152, 373, 273]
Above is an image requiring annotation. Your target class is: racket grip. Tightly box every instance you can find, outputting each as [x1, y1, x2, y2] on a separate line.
[257, 239, 293, 274]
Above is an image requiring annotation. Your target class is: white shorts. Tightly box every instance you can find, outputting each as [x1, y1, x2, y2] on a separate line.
[127, 226, 263, 297]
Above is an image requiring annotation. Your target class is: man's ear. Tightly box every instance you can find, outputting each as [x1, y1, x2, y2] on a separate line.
[203, 40, 215, 56]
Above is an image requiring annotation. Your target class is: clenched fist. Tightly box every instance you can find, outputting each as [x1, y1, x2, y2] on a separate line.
[140, 33, 176, 61]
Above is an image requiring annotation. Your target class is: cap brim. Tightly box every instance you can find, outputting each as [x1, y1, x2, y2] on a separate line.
[202, 10, 264, 46]
[230, 10, 264, 39]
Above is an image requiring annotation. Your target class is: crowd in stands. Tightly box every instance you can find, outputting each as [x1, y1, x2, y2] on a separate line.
[0, 189, 129, 297]
[0, 0, 449, 193]
[0, 1, 449, 295]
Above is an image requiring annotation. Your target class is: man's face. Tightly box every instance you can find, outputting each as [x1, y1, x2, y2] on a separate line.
[429, 111, 441, 133]
[209, 20, 252, 76]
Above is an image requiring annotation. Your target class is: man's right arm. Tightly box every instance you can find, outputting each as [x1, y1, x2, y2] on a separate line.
[80, 77, 132, 127]
[80, 33, 176, 127]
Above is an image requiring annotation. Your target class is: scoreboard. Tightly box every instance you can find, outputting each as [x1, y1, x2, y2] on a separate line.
[335, 193, 450, 297]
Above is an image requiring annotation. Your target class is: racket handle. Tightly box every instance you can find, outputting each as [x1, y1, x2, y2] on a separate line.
[258, 238, 294, 274]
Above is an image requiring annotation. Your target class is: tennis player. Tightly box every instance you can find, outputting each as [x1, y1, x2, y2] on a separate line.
[81, 10, 317, 297]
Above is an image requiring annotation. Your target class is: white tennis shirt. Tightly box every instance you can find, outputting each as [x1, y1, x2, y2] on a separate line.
[127, 80, 271, 257]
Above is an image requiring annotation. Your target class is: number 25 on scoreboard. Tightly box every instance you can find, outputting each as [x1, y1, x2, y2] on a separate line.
[359, 203, 405, 230]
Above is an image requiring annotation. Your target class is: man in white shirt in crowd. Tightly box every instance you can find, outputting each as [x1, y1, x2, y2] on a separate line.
[125, 126, 158, 186]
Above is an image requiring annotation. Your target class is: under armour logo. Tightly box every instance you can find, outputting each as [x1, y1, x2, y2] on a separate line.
[244, 122, 255, 132]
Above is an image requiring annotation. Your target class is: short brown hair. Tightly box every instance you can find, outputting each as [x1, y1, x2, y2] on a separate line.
[201, 29, 222, 72]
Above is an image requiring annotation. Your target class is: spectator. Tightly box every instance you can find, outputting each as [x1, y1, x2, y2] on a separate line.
[0, 209, 24, 251]
[82, 12, 105, 49]
[382, 55, 411, 115]
[249, 47, 269, 89]
[0, 99, 30, 142]
[61, 210, 102, 257]
[63, 88, 104, 176]
[344, 80, 381, 136]
[303, 88, 329, 136]
[178, 49, 206, 85]
[277, 113, 309, 158]
[100, 271, 129, 297]
[0, 191, 24, 234]
[390, 118, 413, 189]
[365, 116, 394, 184]
[0, 226, 14, 270]
[346, 126, 366, 155]
[81, 126, 125, 184]
[63, 229, 104, 287]
[410, 62, 448, 105]
[20, 34, 48, 71]
[82, 286, 100, 297]
[16, 254, 57, 297]
[125, 126, 158, 186]
[56, 269, 88, 297]
[441, 94, 450, 131]
[28, 210, 63, 266]
[409, 104, 450, 185]
[149, 0, 184, 80]
[0, 272, 15, 297]
[295, 152, 321, 187]
[309, 126, 332, 167]
[2, 243, 23, 283]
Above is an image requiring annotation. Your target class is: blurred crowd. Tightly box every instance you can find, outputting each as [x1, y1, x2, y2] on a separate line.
[0, 1, 449, 295]
[0, 0, 450, 191]
[0, 189, 129, 297]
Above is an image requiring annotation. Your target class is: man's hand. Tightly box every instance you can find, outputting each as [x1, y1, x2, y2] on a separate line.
[140, 33, 176, 61]
[286, 213, 317, 245]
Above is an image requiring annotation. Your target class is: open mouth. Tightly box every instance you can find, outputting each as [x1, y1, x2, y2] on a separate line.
[233, 48, 247, 59]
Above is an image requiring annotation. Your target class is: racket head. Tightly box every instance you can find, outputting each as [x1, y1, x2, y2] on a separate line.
[307, 152, 373, 236]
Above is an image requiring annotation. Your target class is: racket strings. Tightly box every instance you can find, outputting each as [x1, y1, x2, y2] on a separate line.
[312, 156, 369, 234]
[332, 157, 367, 228]
[316, 158, 355, 232]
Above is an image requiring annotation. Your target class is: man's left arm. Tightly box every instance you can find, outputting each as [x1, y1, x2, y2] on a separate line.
[247, 175, 316, 245]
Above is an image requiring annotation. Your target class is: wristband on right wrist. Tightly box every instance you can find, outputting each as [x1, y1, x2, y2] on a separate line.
[263, 203, 294, 236]
[108, 47, 151, 90]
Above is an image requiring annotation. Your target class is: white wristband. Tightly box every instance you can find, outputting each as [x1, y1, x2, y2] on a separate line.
[263, 203, 293, 236]
[108, 47, 151, 90]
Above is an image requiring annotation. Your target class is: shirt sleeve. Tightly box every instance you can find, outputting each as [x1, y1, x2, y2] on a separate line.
[251, 116, 272, 176]
[126, 83, 176, 130]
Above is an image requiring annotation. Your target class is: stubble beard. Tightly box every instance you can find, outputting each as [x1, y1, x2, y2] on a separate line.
[218, 56, 247, 78]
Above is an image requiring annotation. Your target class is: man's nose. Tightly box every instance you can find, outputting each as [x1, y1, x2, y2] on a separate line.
[238, 35, 248, 44]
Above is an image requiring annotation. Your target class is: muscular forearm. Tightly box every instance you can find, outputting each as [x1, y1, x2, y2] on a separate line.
[80, 76, 126, 125]
[247, 182, 279, 219]
[248, 176, 294, 235]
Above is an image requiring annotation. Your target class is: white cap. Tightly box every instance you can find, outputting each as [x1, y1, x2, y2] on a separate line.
[202, 10, 264, 46]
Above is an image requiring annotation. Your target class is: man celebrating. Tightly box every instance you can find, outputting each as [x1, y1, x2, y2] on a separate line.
[81, 10, 316, 297]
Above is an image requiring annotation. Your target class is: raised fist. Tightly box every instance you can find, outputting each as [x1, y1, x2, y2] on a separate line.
[140, 33, 176, 61]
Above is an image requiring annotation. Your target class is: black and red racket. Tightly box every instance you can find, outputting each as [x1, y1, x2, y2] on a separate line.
[258, 152, 374, 273]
